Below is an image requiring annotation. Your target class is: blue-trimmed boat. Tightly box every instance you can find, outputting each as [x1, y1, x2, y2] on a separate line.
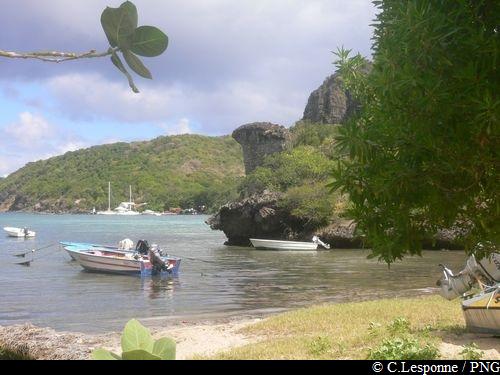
[61, 241, 181, 277]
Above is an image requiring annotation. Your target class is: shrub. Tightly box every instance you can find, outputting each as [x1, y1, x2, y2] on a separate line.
[307, 336, 332, 356]
[368, 336, 439, 360]
[290, 121, 340, 148]
[239, 146, 335, 195]
[387, 317, 411, 335]
[460, 343, 484, 360]
[279, 183, 339, 230]
[92, 319, 176, 360]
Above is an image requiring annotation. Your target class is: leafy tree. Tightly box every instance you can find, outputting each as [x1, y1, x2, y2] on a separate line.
[331, 0, 499, 263]
[279, 182, 343, 231]
[238, 123, 346, 233]
[240, 145, 334, 195]
[0, 1, 168, 93]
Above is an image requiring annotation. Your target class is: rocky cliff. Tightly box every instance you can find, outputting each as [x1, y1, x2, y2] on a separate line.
[232, 122, 290, 174]
[208, 70, 464, 250]
[206, 190, 369, 248]
[302, 73, 359, 124]
[206, 190, 313, 246]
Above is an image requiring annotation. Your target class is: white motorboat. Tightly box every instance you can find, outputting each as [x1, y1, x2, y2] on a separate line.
[438, 251, 500, 334]
[250, 238, 318, 251]
[62, 242, 181, 276]
[3, 227, 36, 238]
[462, 286, 500, 334]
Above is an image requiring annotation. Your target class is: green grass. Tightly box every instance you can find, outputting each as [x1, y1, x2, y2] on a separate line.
[207, 296, 465, 360]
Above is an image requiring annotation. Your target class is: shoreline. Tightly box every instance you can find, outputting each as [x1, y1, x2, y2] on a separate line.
[0, 210, 210, 216]
[1, 295, 498, 360]
[0, 317, 262, 360]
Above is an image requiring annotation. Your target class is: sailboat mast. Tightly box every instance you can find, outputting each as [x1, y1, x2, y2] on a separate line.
[130, 185, 132, 203]
[108, 182, 111, 211]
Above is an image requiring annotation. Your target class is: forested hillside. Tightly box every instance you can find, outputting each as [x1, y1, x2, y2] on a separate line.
[0, 134, 244, 213]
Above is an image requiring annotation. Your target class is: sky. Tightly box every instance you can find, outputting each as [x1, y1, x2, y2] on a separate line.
[0, 0, 377, 176]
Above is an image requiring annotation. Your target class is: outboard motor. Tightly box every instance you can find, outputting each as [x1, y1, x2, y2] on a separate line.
[148, 244, 171, 273]
[135, 240, 150, 256]
[437, 252, 500, 300]
[312, 236, 331, 250]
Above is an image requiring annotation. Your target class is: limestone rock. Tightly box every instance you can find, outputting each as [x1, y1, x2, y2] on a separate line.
[314, 220, 364, 249]
[303, 73, 359, 124]
[232, 122, 290, 174]
[206, 191, 293, 246]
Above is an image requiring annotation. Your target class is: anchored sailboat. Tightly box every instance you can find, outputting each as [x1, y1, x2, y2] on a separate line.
[97, 182, 115, 215]
[97, 183, 141, 216]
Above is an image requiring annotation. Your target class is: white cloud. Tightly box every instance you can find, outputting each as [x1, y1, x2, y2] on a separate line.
[55, 141, 89, 155]
[0, 112, 89, 175]
[46, 73, 303, 134]
[0, 158, 10, 177]
[158, 118, 193, 135]
[0, 0, 377, 173]
[4, 112, 54, 147]
[1, 0, 376, 126]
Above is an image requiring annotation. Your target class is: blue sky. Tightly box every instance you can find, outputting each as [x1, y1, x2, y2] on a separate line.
[0, 0, 376, 176]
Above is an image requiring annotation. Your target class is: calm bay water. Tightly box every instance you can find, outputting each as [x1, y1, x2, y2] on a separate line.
[0, 213, 466, 333]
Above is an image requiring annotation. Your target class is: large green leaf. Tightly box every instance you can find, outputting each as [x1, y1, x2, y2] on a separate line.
[121, 350, 162, 360]
[101, 1, 138, 48]
[121, 319, 154, 353]
[120, 1, 138, 29]
[91, 348, 121, 360]
[110, 52, 139, 93]
[111, 52, 128, 75]
[123, 50, 152, 79]
[152, 337, 176, 360]
[131, 26, 169, 57]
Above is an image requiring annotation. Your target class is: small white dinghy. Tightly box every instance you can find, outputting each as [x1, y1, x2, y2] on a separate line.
[250, 236, 330, 251]
[3, 227, 36, 238]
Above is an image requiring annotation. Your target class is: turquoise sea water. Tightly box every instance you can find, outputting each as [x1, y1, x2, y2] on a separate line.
[0, 213, 466, 333]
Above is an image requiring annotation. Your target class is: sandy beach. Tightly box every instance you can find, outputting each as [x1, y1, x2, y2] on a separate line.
[1, 314, 498, 360]
[0, 318, 263, 360]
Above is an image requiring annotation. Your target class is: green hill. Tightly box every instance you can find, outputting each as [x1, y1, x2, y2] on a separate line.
[0, 134, 244, 213]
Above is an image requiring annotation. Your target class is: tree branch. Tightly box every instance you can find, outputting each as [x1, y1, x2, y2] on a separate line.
[0, 48, 119, 63]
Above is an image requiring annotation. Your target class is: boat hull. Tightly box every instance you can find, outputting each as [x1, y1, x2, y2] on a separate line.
[66, 248, 143, 274]
[462, 288, 500, 335]
[63, 244, 181, 276]
[250, 238, 318, 251]
[3, 227, 36, 238]
[96, 211, 116, 216]
[96, 211, 141, 216]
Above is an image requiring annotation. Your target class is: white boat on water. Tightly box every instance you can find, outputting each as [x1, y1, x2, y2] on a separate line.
[114, 201, 141, 216]
[3, 227, 36, 238]
[250, 236, 330, 251]
[97, 183, 141, 216]
[62, 241, 181, 276]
